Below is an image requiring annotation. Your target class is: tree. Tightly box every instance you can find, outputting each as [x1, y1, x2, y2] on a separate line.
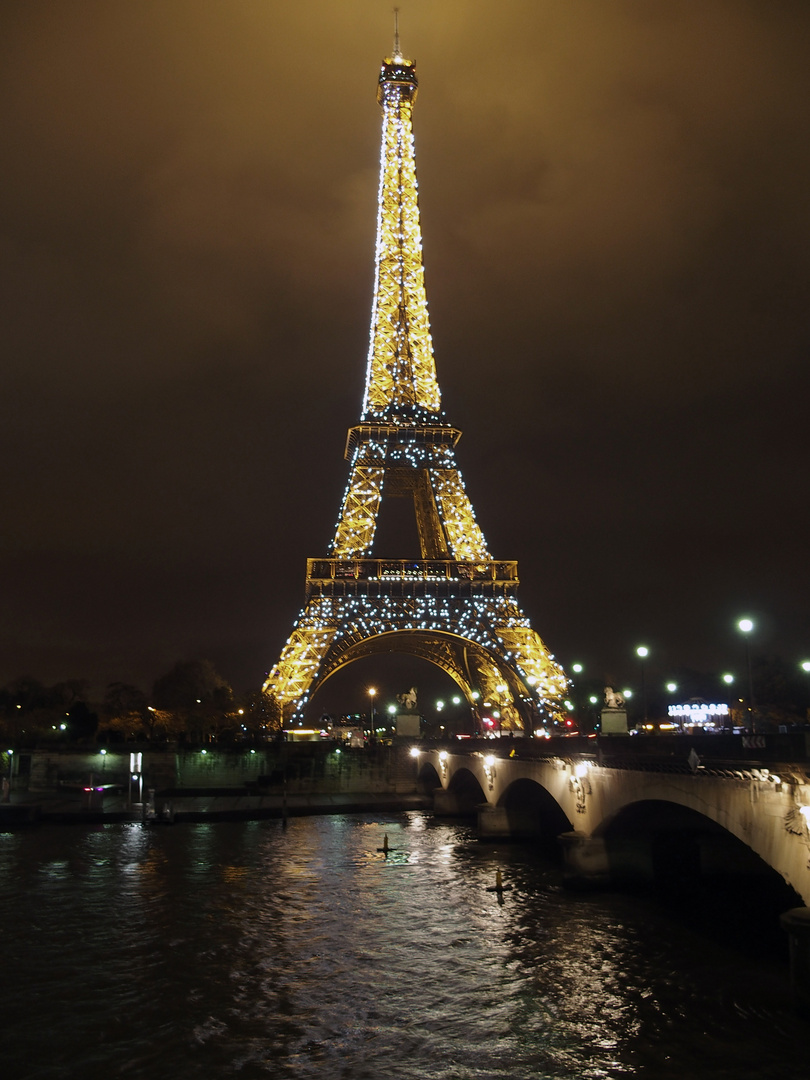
[100, 682, 150, 741]
[151, 660, 233, 742]
[240, 687, 283, 740]
[68, 700, 98, 741]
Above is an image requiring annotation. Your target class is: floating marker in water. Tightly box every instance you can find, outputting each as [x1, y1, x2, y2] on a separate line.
[376, 833, 391, 854]
[486, 869, 512, 893]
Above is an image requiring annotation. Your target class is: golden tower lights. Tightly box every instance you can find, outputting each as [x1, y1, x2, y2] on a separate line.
[263, 36, 567, 730]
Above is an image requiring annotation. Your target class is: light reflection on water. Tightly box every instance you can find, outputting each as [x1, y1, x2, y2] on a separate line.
[1, 813, 806, 1079]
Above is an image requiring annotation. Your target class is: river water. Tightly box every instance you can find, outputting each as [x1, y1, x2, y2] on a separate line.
[1, 812, 807, 1079]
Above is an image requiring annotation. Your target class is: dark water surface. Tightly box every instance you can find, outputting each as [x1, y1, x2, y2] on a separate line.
[1, 813, 806, 1079]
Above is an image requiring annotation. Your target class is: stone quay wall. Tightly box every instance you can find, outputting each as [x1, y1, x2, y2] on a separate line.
[17, 743, 420, 798]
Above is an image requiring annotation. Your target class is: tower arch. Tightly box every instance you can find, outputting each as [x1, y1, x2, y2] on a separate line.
[302, 628, 555, 730]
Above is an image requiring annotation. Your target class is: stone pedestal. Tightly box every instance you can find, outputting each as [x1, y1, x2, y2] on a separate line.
[600, 708, 628, 735]
[477, 804, 512, 839]
[558, 831, 611, 888]
[780, 907, 810, 1016]
[433, 788, 466, 816]
[395, 713, 420, 738]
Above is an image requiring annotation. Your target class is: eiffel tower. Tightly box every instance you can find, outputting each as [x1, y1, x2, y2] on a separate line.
[264, 31, 567, 731]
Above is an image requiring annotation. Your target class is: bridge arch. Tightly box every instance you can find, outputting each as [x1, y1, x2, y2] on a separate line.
[415, 760, 441, 798]
[594, 798, 792, 889]
[496, 778, 573, 847]
[444, 767, 487, 815]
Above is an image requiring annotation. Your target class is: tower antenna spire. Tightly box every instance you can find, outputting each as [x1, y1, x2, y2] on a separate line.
[393, 7, 401, 58]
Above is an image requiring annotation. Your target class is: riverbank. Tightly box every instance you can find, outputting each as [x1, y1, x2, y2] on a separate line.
[0, 787, 433, 826]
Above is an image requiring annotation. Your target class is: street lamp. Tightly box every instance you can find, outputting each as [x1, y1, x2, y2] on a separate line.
[737, 619, 755, 731]
[368, 687, 376, 733]
[3, 749, 13, 802]
[636, 646, 649, 723]
[570, 663, 584, 727]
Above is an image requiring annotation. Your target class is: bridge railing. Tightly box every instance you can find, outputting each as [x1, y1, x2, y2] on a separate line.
[413, 733, 810, 768]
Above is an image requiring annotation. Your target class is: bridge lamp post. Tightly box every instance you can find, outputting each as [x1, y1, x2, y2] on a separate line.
[435, 699, 445, 736]
[801, 663, 810, 719]
[737, 619, 755, 732]
[587, 694, 600, 729]
[664, 683, 677, 730]
[3, 749, 13, 802]
[721, 674, 735, 731]
[636, 646, 649, 724]
[570, 660, 583, 721]
[368, 687, 376, 734]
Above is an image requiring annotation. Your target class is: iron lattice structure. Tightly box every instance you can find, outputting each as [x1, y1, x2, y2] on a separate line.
[264, 43, 568, 730]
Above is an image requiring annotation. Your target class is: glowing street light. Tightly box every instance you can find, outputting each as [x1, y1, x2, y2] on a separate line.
[737, 618, 755, 731]
[368, 687, 376, 731]
[569, 663, 584, 726]
[665, 682, 677, 694]
[801, 661, 810, 674]
[636, 646, 649, 722]
[3, 748, 13, 801]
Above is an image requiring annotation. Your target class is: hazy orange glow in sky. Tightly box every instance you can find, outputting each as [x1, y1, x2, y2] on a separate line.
[2, 1, 809, 702]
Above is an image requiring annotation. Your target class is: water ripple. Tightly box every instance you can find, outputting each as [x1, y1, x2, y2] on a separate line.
[1, 813, 806, 1079]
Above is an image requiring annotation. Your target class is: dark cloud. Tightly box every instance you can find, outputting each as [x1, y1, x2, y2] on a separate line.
[2, 1, 809, 702]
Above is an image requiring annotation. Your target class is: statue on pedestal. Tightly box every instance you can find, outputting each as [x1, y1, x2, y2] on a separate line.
[604, 687, 625, 709]
[397, 686, 418, 712]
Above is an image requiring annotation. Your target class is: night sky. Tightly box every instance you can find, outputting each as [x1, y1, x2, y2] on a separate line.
[2, 1, 809, 712]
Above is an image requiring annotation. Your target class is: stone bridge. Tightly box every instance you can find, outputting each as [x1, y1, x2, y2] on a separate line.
[415, 740, 810, 906]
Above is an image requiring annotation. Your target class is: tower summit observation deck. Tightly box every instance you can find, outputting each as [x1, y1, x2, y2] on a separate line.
[263, 32, 568, 732]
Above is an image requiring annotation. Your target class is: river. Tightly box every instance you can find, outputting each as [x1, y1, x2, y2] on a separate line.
[1, 812, 807, 1079]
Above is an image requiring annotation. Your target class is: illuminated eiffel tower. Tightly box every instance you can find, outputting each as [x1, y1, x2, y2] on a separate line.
[264, 31, 567, 730]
